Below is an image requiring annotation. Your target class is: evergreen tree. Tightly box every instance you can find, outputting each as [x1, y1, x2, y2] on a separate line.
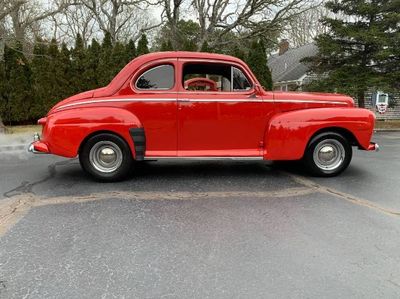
[126, 39, 137, 60]
[177, 20, 201, 51]
[182, 39, 197, 51]
[137, 34, 149, 56]
[84, 38, 101, 90]
[98, 31, 114, 86]
[200, 41, 211, 52]
[0, 57, 7, 123]
[160, 40, 167, 51]
[246, 40, 273, 90]
[2, 43, 32, 123]
[304, 0, 400, 107]
[230, 45, 246, 61]
[47, 39, 69, 108]
[30, 39, 50, 118]
[70, 34, 87, 93]
[59, 43, 73, 98]
[31, 39, 67, 117]
[111, 41, 128, 76]
[161, 39, 174, 51]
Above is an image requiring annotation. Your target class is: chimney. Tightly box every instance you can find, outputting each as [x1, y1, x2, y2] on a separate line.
[278, 39, 289, 56]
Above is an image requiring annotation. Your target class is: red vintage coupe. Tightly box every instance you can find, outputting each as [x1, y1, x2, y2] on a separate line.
[29, 51, 378, 181]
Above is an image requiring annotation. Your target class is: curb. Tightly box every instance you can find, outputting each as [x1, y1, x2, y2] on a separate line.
[374, 129, 400, 132]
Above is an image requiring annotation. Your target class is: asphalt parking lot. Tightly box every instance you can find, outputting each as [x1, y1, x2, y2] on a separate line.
[0, 132, 400, 298]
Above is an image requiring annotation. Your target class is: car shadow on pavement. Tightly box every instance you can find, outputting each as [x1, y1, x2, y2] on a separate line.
[60, 159, 293, 182]
[29, 159, 310, 198]
[57, 158, 359, 185]
[271, 160, 367, 179]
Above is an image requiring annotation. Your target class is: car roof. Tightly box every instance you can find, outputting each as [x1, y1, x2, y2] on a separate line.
[94, 51, 253, 98]
[135, 51, 245, 64]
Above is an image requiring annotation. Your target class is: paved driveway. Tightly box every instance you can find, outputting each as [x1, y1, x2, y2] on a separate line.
[0, 132, 399, 298]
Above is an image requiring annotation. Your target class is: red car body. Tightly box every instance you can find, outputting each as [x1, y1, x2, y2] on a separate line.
[29, 51, 377, 179]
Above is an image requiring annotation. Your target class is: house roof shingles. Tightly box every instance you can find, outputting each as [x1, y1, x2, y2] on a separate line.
[267, 43, 317, 83]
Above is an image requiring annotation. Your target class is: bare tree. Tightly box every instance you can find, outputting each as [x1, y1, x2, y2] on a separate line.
[0, 0, 25, 56]
[0, 1, 25, 23]
[55, 4, 97, 47]
[1, 0, 77, 51]
[81, 0, 158, 44]
[159, 0, 317, 50]
[161, 0, 184, 49]
[283, 5, 329, 47]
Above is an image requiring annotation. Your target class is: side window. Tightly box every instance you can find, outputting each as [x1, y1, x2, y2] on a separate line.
[232, 67, 251, 91]
[182, 63, 252, 92]
[135, 64, 174, 90]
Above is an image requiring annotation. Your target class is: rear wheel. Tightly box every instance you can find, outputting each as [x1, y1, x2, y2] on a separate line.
[303, 132, 352, 177]
[79, 133, 133, 181]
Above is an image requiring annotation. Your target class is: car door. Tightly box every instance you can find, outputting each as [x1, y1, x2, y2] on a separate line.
[177, 59, 275, 157]
[128, 59, 178, 157]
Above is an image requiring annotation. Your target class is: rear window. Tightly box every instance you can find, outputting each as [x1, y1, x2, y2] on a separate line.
[135, 64, 174, 90]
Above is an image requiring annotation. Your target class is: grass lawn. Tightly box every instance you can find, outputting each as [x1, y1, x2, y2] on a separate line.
[375, 120, 400, 129]
[4, 125, 41, 135]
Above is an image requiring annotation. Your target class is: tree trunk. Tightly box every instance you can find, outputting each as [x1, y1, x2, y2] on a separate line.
[357, 90, 365, 108]
[0, 117, 6, 134]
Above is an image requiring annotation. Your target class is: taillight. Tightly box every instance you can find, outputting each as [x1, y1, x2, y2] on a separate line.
[38, 117, 47, 125]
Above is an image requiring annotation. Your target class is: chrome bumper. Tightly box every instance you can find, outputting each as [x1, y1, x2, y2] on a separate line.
[367, 142, 380, 152]
[28, 143, 46, 154]
[28, 132, 48, 154]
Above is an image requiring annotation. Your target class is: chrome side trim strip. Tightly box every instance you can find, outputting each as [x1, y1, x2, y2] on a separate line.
[182, 99, 346, 104]
[274, 99, 347, 105]
[144, 156, 263, 160]
[55, 98, 174, 110]
[56, 97, 347, 110]
[178, 99, 263, 103]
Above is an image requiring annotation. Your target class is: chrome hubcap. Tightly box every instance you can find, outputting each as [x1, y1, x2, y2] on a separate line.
[99, 147, 117, 164]
[318, 145, 335, 162]
[89, 141, 123, 173]
[313, 139, 345, 172]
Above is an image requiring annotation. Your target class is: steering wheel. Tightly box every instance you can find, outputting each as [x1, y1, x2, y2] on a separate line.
[184, 78, 218, 91]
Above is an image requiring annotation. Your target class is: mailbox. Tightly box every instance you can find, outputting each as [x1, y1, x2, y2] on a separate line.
[373, 91, 389, 114]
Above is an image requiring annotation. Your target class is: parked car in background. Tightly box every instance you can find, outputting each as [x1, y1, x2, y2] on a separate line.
[29, 52, 378, 181]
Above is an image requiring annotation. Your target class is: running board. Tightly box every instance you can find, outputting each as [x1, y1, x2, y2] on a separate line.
[143, 156, 264, 161]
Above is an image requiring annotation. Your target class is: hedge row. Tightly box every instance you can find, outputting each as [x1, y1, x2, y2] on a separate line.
[0, 33, 272, 124]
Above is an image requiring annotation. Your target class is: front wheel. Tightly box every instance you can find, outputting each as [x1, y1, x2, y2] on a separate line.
[303, 132, 352, 177]
[79, 133, 133, 181]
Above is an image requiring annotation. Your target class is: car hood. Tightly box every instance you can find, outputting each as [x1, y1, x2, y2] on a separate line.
[273, 91, 355, 108]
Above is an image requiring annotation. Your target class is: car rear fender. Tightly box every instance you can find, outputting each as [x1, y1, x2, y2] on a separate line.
[263, 108, 375, 160]
[43, 107, 143, 158]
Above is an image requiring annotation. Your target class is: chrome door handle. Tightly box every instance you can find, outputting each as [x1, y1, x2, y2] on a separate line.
[178, 98, 191, 110]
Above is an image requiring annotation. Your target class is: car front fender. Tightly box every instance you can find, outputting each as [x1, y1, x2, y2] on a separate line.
[264, 108, 375, 160]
